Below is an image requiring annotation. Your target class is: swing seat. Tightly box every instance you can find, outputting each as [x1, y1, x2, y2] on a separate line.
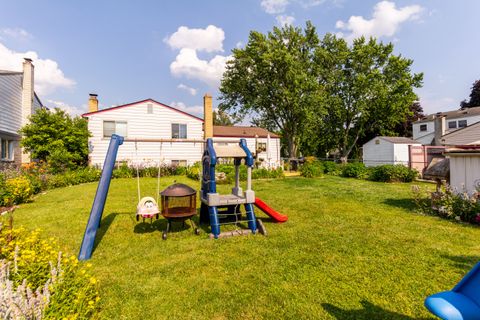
[136, 197, 160, 219]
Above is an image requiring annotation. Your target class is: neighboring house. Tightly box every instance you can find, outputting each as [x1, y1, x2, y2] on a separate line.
[0, 58, 43, 166]
[441, 121, 480, 146]
[362, 136, 421, 167]
[412, 106, 480, 145]
[82, 94, 281, 168]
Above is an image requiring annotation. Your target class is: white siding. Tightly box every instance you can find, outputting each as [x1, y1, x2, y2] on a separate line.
[412, 121, 434, 143]
[393, 144, 421, 165]
[445, 116, 480, 133]
[0, 74, 22, 136]
[86, 101, 204, 167]
[449, 154, 480, 194]
[362, 138, 394, 167]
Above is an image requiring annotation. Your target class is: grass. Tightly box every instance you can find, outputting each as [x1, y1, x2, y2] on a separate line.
[12, 175, 480, 319]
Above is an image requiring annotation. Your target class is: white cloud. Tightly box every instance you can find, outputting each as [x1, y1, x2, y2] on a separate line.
[177, 83, 197, 96]
[276, 15, 295, 26]
[0, 42, 75, 95]
[170, 101, 204, 117]
[47, 99, 82, 116]
[261, 0, 289, 14]
[170, 48, 232, 87]
[0, 28, 31, 40]
[335, 1, 423, 42]
[164, 25, 225, 53]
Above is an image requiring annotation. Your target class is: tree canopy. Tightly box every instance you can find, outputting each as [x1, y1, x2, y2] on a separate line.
[220, 22, 423, 160]
[220, 22, 324, 158]
[20, 108, 90, 172]
[460, 80, 480, 108]
[213, 109, 239, 126]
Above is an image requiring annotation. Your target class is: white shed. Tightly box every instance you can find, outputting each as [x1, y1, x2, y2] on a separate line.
[362, 136, 421, 167]
[446, 147, 480, 194]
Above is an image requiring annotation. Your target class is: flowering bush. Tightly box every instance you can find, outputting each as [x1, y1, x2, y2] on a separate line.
[2, 177, 33, 206]
[300, 161, 324, 178]
[412, 185, 480, 224]
[0, 223, 100, 319]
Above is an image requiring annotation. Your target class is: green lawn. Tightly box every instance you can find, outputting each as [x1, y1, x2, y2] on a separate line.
[12, 175, 480, 319]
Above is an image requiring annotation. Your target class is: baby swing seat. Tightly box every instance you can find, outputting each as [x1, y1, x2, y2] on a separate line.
[136, 196, 160, 221]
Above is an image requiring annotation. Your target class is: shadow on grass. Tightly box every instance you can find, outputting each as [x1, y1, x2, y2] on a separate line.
[441, 254, 480, 272]
[322, 301, 430, 320]
[382, 198, 416, 211]
[93, 212, 121, 253]
[133, 218, 165, 234]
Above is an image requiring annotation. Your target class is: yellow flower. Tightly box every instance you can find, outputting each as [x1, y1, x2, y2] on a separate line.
[88, 300, 94, 305]
[90, 277, 97, 284]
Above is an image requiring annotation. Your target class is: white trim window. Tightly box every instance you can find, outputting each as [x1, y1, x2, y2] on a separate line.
[103, 121, 127, 138]
[171, 123, 187, 139]
[0, 138, 14, 161]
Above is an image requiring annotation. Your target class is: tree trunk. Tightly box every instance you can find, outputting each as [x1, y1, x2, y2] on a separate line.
[287, 136, 298, 159]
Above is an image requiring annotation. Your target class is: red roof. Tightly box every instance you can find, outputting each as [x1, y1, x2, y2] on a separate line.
[81, 98, 279, 138]
[81, 98, 203, 121]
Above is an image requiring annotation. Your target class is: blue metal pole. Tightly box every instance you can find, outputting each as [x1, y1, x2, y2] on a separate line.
[78, 134, 124, 260]
[209, 206, 220, 238]
[244, 203, 257, 234]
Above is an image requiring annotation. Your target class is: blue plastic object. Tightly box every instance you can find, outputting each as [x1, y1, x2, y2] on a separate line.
[78, 134, 124, 260]
[201, 138, 257, 238]
[425, 261, 480, 320]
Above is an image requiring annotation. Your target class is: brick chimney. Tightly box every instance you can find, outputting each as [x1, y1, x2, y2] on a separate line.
[203, 93, 213, 139]
[88, 93, 98, 113]
[433, 113, 446, 146]
[21, 58, 34, 163]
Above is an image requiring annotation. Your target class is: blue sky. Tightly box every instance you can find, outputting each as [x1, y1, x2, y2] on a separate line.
[0, 0, 479, 118]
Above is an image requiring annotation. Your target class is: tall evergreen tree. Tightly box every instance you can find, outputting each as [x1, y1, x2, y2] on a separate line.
[460, 80, 480, 108]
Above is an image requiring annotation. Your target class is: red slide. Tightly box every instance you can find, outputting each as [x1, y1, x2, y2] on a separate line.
[254, 198, 288, 223]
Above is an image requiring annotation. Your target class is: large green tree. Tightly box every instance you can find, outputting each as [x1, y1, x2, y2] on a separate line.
[460, 79, 480, 108]
[20, 108, 90, 172]
[315, 35, 423, 161]
[219, 22, 324, 158]
[213, 109, 239, 126]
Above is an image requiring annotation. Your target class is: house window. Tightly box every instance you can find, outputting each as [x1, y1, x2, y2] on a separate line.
[419, 124, 427, 132]
[172, 123, 187, 139]
[448, 121, 457, 129]
[0, 138, 13, 161]
[171, 160, 187, 167]
[458, 120, 467, 128]
[256, 142, 267, 153]
[103, 121, 127, 138]
[147, 104, 153, 114]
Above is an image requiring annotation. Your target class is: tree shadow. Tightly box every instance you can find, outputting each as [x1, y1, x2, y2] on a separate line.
[440, 254, 480, 272]
[322, 301, 430, 320]
[382, 198, 416, 211]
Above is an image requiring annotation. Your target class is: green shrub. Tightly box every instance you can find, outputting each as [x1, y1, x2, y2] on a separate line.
[322, 161, 341, 175]
[369, 164, 418, 182]
[300, 161, 324, 178]
[113, 162, 133, 178]
[186, 162, 201, 181]
[340, 162, 367, 179]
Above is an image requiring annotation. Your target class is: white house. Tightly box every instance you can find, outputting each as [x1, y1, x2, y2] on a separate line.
[362, 136, 421, 167]
[412, 107, 480, 145]
[0, 58, 43, 166]
[82, 94, 281, 168]
[441, 121, 480, 146]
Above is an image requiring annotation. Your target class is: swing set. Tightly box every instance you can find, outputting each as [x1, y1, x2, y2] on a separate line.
[134, 141, 161, 222]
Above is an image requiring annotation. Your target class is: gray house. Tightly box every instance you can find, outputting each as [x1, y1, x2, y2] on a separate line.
[0, 58, 43, 166]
